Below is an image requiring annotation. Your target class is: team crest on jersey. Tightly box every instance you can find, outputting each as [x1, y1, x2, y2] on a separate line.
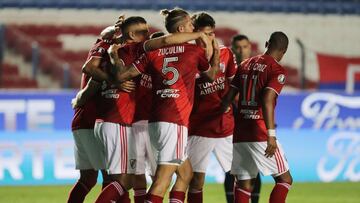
[101, 81, 107, 90]
[130, 159, 137, 169]
[97, 47, 105, 54]
[278, 74, 286, 84]
[220, 62, 226, 73]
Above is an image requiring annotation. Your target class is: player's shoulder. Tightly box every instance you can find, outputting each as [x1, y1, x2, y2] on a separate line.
[89, 39, 111, 55]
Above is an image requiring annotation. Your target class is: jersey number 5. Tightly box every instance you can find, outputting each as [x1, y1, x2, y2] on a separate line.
[162, 57, 179, 85]
[241, 74, 258, 106]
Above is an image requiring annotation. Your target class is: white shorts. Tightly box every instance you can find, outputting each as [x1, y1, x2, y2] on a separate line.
[148, 122, 188, 165]
[231, 141, 289, 180]
[132, 120, 157, 176]
[188, 135, 233, 173]
[94, 122, 136, 175]
[72, 129, 105, 170]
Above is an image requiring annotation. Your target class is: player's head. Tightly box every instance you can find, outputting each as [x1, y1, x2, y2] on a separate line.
[160, 8, 193, 33]
[231, 34, 252, 62]
[150, 31, 165, 39]
[192, 12, 216, 41]
[265, 31, 289, 62]
[120, 16, 149, 43]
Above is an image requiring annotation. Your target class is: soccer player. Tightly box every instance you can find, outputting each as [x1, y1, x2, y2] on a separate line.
[186, 12, 237, 203]
[67, 24, 133, 203]
[221, 31, 293, 203]
[108, 8, 220, 203]
[130, 31, 165, 203]
[87, 15, 214, 203]
[231, 34, 252, 65]
[231, 34, 262, 203]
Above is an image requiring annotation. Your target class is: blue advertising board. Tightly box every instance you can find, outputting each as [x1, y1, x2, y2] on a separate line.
[0, 91, 359, 185]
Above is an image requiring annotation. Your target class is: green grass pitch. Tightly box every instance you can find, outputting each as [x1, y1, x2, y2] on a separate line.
[0, 182, 359, 203]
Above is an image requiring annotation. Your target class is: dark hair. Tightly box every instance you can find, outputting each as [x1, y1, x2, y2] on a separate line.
[192, 12, 215, 30]
[160, 8, 189, 33]
[150, 31, 165, 39]
[120, 16, 147, 36]
[231, 34, 249, 45]
[268, 31, 288, 51]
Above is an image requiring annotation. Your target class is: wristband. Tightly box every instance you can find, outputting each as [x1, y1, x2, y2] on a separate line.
[267, 129, 276, 137]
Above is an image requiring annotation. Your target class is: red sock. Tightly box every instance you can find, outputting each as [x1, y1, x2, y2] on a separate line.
[187, 188, 203, 203]
[95, 181, 126, 203]
[134, 188, 147, 203]
[169, 190, 185, 203]
[234, 187, 251, 203]
[146, 193, 163, 203]
[269, 182, 291, 203]
[118, 191, 130, 203]
[67, 181, 90, 203]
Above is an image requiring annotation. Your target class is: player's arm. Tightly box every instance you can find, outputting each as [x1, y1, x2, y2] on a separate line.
[71, 78, 101, 109]
[201, 39, 220, 82]
[82, 57, 112, 82]
[262, 88, 278, 158]
[108, 44, 143, 83]
[144, 32, 209, 51]
[220, 86, 238, 113]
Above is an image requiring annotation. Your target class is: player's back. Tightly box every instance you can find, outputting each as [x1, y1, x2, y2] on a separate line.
[71, 39, 112, 131]
[233, 54, 286, 142]
[141, 43, 210, 127]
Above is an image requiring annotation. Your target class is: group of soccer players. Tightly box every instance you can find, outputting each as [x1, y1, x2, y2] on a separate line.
[67, 7, 293, 203]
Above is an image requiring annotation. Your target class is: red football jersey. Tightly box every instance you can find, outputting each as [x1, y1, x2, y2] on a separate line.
[71, 39, 112, 131]
[189, 46, 238, 138]
[133, 43, 211, 127]
[231, 54, 286, 142]
[95, 42, 146, 125]
[133, 72, 152, 122]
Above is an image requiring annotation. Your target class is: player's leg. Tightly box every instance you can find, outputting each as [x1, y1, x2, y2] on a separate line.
[249, 141, 292, 203]
[170, 158, 193, 203]
[251, 173, 261, 203]
[269, 142, 292, 203]
[146, 122, 187, 203]
[269, 171, 292, 203]
[93, 122, 132, 203]
[213, 136, 234, 203]
[187, 135, 216, 203]
[231, 143, 259, 203]
[68, 129, 99, 203]
[100, 170, 111, 190]
[147, 164, 178, 202]
[224, 171, 235, 203]
[131, 121, 150, 203]
[68, 169, 98, 203]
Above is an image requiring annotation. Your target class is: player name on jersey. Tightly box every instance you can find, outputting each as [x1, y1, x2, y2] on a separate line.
[198, 76, 226, 95]
[158, 46, 185, 56]
[246, 62, 267, 72]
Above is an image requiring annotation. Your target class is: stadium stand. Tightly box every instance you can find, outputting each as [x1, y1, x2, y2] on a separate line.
[0, 0, 359, 15]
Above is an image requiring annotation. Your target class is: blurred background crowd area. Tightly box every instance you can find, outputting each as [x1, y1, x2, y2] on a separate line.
[0, 0, 359, 92]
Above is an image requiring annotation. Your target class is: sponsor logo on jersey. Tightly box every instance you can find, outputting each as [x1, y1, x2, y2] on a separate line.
[278, 74, 286, 84]
[220, 62, 226, 73]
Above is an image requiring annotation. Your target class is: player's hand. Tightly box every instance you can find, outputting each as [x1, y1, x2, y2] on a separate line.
[220, 101, 230, 113]
[118, 80, 136, 93]
[108, 43, 124, 55]
[114, 14, 125, 31]
[265, 136, 278, 158]
[212, 38, 220, 51]
[198, 32, 211, 48]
